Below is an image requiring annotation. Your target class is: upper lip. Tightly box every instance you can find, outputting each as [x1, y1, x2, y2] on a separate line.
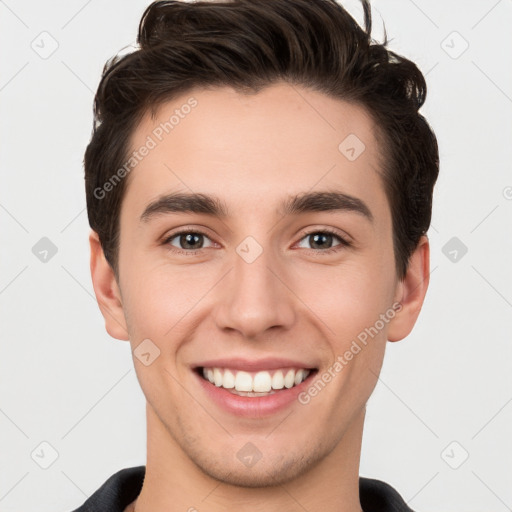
[193, 357, 318, 372]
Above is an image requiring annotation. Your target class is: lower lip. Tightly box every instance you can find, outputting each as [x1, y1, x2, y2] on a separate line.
[194, 369, 316, 418]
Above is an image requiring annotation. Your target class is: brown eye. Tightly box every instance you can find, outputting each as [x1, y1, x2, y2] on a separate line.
[309, 233, 334, 250]
[166, 231, 214, 251]
[296, 230, 350, 251]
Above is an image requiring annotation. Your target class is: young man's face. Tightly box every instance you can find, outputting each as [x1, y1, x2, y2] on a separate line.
[92, 82, 428, 488]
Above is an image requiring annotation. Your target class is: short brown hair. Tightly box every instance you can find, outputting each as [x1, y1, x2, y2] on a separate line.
[84, 0, 439, 279]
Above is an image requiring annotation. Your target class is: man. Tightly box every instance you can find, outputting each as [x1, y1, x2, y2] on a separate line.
[74, 0, 439, 510]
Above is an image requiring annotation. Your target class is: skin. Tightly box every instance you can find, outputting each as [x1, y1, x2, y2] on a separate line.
[90, 82, 430, 512]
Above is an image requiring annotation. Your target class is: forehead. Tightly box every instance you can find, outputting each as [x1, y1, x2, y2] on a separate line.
[123, 82, 388, 220]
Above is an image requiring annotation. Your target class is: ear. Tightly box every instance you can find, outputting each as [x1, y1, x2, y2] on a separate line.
[89, 230, 129, 341]
[387, 235, 430, 342]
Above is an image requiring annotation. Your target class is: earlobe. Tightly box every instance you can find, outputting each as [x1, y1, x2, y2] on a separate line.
[387, 235, 430, 342]
[89, 231, 129, 341]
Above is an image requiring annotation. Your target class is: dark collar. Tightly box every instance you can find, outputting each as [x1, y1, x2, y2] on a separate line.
[71, 466, 415, 512]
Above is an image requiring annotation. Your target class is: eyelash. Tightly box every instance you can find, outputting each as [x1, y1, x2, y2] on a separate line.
[162, 228, 351, 256]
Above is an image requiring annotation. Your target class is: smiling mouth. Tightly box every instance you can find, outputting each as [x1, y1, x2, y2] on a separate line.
[195, 366, 318, 396]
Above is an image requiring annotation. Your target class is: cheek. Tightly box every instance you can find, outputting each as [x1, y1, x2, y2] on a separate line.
[120, 268, 201, 407]
[293, 258, 397, 341]
[120, 256, 211, 338]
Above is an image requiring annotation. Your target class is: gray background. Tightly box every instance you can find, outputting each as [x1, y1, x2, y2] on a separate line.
[1, 0, 511, 510]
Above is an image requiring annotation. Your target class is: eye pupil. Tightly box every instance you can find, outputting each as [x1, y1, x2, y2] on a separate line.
[310, 233, 333, 250]
[181, 233, 203, 250]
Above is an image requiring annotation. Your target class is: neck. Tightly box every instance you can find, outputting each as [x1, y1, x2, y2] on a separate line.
[131, 404, 365, 512]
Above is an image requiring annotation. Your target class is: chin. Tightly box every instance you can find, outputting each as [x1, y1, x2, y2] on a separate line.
[188, 445, 321, 489]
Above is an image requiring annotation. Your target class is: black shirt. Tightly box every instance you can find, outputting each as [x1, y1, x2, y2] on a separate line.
[71, 466, 415, 512]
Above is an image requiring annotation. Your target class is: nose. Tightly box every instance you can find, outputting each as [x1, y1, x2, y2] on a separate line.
[212, 243, 296, 339]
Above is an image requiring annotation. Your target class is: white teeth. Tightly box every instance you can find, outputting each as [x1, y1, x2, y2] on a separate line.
[271, 370, 285, 390]
[223, 369, 235, 389]
[201, 367, 311, 393]
[294, 369, 305, 386]
[204, 368, 214, 384]
[284, 369, 295, 388]
[253, 371, 272, 392]
[234, 371, 253, 392]
[213, 368, 223, 387]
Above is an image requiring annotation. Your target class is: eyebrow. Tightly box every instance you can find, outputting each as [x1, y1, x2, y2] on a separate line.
[140, 191, 373, 222]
